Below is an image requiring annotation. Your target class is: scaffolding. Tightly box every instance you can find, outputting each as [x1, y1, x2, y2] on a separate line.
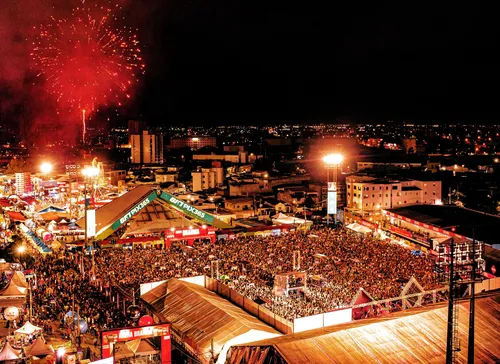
[435, 237, 484, 364]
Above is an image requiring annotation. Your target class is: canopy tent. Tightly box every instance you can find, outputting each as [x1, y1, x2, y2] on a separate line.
[126, 339, 158, 356]
[15, 321, 42, 336]
[0, 341, 21, 361]
[37, 205, 66, 214]
[272, 213, 311, 226]
[6, 211, 25, 222]
[11, 271, 28, 288]
[346, 222, 372, 234]
[0, 281, 26, 298]
[24, 336, 54, 357]
[38, 212, 62, 222]
[113, 342, 134, 360]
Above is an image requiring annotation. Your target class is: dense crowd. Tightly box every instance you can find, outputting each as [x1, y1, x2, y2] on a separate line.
[30, 253, 129, 337]
[92, 227, 439, 320]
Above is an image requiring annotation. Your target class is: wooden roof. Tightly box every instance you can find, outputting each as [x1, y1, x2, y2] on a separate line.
[229, 293, 500, 364]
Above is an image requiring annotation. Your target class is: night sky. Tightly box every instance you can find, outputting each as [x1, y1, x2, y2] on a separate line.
[2, 1, 500, 129]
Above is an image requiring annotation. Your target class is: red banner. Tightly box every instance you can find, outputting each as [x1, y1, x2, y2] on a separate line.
[389, 225, 413, 239]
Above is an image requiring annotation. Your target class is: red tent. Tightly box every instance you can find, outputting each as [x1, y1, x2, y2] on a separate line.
[7, 211, 26, 221]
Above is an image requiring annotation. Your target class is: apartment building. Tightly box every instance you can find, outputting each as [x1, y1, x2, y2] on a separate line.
[346, 175, 442, 212]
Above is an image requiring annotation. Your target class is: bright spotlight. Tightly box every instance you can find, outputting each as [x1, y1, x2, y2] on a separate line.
[323, 153, 344, 166]
[40, 162, 53, 174]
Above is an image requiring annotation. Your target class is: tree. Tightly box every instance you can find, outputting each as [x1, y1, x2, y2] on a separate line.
[5, 157, 30, 174]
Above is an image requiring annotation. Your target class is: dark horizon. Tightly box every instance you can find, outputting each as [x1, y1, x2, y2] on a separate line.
[2, 1, 500, 131]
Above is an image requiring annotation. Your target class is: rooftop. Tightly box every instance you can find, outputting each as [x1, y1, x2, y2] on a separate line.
[387, 205, 500, 246]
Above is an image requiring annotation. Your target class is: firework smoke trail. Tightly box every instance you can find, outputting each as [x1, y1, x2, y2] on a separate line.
[32, 3, 145, 143]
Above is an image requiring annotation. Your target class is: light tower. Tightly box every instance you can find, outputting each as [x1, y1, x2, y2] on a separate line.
[323, 153, 343, 224]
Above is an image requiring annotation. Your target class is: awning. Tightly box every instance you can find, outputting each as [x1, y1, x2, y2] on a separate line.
[7, 211, 26, 221]
[346, 223, 372, 234]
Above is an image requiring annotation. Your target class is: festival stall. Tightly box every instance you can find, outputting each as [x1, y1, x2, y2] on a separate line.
[346, 222, 373, 234]
[0, 341, 21, 362]
[23, 336, 54, 359]
[15, 321, 43, 337]
[272, 213, 311, 228]
[0, 282, 26, 308]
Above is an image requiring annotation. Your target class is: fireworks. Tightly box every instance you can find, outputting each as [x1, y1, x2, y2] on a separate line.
[32, 4, 145, 116]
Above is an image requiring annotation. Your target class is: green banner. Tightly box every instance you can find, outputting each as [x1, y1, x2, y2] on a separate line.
[111, 191, 157, 230]
[160, 192, 215, 224]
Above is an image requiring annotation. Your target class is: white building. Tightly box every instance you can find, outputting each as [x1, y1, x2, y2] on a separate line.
[15, 172, 32, 195]
[192, 167, 224, 192]
[346, 175, 442, 212]
[131, 131, 158, 164]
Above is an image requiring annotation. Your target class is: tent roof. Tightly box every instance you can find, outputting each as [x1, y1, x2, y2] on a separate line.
[7, 211, 25, 221]
[15, 321, 42, 335]
[11, 271, 28, 288]
[37, 205, 66, 213]
[229, 293, 500, 363]
[141, 279, 279, 362]
[114, 342, 134, 359]
[0, 281, 26, 297]
[0, 341, 21, 360]
[126, 339, 158, 356]
[38, 212, 62, 222]
[346, 222, 372, 233]
[24, 336, 54, 357]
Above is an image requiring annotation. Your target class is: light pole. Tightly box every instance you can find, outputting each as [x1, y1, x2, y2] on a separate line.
[82, 167, 99, 280]
[39, 162, 53, 199]
[323, 153, 343, 225]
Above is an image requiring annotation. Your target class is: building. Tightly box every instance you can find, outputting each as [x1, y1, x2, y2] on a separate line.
[192, 167, 224, 192]
[130, 131, 159, 164]
[225, 197, 254, 212]
[277, 186, 319, 207]
[15, 172, 32, 195]
[346, 175, 442, 212]
[169, 136, 216, 150]
[193, 151, 248, 164]
[156, 173, 177, 184]
[128, 120, 145, 136]
[356, 161, 422, 171]
[104, 170, 127, 186]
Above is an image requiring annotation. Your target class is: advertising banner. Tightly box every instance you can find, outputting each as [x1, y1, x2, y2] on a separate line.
[160, 192, 215, 224]
[86, 209, 96, 238]
[327, 191, 337, 215]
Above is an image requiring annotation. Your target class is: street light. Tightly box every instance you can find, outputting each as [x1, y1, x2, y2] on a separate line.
[323, 153, 344, 225]
[82, 167, 99, 279]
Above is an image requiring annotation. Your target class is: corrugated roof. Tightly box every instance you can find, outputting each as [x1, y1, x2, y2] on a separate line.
[141, 279, 279, 362]
[229, 293, 500, 363]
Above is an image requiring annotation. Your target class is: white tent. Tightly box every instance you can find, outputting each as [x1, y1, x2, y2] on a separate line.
[15, 321, 42, 335]
[346, 222, 372, 234]
[0, 341, 21, 361]
[272, 213, 311, 226]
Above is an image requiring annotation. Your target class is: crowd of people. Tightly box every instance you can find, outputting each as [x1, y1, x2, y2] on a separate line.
[30, 253, 130, 339]
[92, 227, 439, 321]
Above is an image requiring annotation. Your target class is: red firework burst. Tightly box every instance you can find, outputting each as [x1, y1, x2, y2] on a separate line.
[32, 4, 145, 114]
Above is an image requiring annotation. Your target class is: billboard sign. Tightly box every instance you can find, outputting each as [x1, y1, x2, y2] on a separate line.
[327, 191, 337, 215]
[86, 209, 96, 237]
[111, 191, 157, 230]
[160, 192, 215, 224]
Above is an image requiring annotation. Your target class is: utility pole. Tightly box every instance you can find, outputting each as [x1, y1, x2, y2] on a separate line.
[445, 238, 455, 364]
[468, 228, 477, 364]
